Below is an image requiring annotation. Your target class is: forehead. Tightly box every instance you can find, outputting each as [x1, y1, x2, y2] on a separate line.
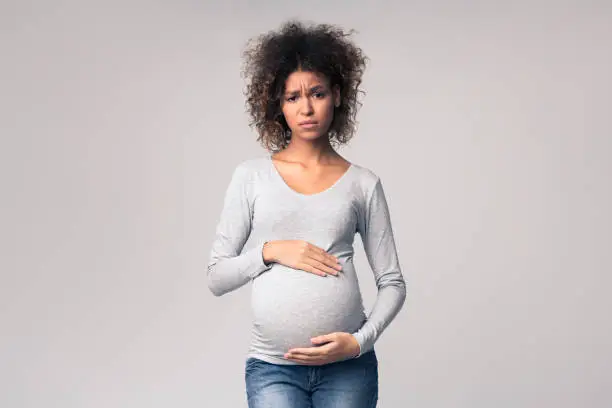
[284, 70, 329, 91]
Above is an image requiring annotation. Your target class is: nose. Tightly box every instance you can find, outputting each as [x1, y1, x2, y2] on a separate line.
[299, 95, 314, 115]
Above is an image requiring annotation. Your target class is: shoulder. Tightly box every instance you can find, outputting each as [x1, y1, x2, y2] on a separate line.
[234, 155, 268, 171]
[223, 156, 272, 199]
[348, 161, 382, 192]
[347, 162, 395, 215]
[229, 156, 270, 179]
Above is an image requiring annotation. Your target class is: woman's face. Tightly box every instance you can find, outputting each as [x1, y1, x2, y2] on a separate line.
[280, 70, 340, 142]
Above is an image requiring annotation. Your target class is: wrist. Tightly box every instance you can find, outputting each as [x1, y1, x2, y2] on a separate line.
[349, 332, 363, 358]
[262, 241, 276, 265]
[350, 335, 361, 358]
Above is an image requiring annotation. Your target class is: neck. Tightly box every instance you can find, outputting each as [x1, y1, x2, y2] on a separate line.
[280, 134, 338, 165]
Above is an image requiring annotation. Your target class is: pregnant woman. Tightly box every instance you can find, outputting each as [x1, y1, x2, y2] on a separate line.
[207, 20, 407, 408]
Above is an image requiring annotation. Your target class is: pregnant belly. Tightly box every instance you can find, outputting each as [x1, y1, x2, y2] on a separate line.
[250, 260, 366, 354]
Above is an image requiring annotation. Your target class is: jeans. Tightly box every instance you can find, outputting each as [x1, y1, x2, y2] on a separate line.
[244, 350, 379, 408]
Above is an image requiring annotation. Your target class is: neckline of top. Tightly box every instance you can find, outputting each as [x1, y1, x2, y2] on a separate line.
[267, 155, 355, 198]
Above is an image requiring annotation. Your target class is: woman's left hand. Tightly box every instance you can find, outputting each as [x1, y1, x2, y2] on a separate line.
[284, 332, 361, 365]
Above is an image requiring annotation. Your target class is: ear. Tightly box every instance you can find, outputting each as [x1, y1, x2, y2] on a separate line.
[332, 84, 341, 107]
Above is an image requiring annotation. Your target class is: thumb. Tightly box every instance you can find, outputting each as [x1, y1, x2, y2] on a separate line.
[311, 333, 335, 345]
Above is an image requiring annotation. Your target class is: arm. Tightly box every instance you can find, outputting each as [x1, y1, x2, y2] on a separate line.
[206, 163, 271, 296]
[351, 177, 407, 356]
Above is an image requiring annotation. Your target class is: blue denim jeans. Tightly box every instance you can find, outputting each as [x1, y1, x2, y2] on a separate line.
[244, 350, 378, 408]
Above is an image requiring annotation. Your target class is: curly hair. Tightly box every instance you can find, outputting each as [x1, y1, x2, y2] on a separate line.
[241, 20, 368, 152]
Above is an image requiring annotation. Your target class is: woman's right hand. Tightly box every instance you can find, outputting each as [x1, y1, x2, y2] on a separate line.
[262, 240, 343, 277]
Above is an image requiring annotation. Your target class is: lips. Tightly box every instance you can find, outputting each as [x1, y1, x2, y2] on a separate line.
[298, 120, 318, 126]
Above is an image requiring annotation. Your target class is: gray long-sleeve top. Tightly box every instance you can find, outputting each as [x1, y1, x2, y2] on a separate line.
[207, 156, 406, 365]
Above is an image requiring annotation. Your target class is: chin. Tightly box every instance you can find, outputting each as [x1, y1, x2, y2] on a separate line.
[293, 131, 327, 141]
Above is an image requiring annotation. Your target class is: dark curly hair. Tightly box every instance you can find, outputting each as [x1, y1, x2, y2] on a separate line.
[241, 20, 368, 152]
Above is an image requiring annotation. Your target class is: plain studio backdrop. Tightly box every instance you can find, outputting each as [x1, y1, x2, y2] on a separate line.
[1, 1, 610, 407]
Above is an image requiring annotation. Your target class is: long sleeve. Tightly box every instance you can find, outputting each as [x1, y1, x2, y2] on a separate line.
[206, 163, 271, 296]
[352, 177, 407, 356]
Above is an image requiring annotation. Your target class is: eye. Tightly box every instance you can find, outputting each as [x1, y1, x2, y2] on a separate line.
[286, 95, 298, 102]
[313, 92, 326, 99]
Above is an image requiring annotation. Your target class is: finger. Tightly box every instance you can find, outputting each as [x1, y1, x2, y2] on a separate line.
[286, 348, 323, 357]
[305, 257, 339, 276]
[306, 245, 342, 270]
[286, 353, 325, 363]
[285, 349, 329, 360]
[287, 344, 333, 357]
[296, 262, 328, 277]
[311, 333, 337, 345]
[308, 252, 342, 273]
[285, 355, 323, 365]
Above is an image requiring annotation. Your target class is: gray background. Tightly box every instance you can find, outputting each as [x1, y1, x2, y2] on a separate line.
[1, 1, 610, 407]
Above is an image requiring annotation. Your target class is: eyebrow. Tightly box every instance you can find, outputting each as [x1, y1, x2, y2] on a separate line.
[284, 85, 326, 96]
